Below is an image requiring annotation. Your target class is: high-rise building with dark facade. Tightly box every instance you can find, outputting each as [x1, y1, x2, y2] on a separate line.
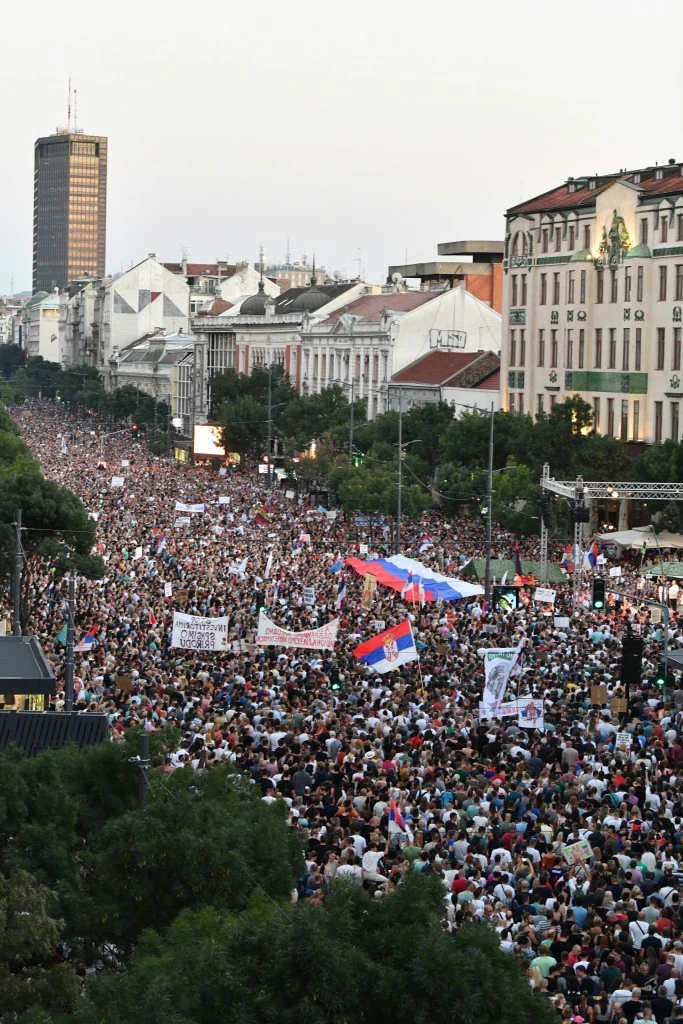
[33, 132, 107, 294]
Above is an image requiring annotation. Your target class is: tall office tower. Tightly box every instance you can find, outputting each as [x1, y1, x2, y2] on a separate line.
[33, 131, 107, 293]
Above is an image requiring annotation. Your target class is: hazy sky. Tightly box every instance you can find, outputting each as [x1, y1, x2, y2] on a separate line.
[4, 0, 682, 294]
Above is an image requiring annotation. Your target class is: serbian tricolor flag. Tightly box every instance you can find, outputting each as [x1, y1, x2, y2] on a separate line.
[352, 619, 418, 674]
[584, 538, 599, 571]
[388, 798, 409, 834]
[417, 536, 433, 554]
[560, 543, 574, 572]
[74, 624, 99, 652]
[328, 553, 342, 574]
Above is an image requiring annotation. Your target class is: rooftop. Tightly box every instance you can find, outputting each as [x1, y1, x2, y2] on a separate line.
[391, 350, 496, 386]
[508, 161, 683, 216]
[321, 291, 437, 325]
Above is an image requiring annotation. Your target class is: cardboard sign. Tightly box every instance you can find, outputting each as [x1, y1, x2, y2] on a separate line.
[615, 731, 631, 753]
[611, 697, 628, 714]
[116, 674, 132, 692]
[590, 684, 608, 705]
[164, 582, 173, 598]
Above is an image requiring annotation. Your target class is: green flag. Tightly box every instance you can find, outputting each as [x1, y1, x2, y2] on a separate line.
[55, 624, 67, 645]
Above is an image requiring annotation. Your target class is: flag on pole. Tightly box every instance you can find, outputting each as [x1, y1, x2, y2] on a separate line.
[74, 624, 99, 652]
[418, 577, 425, 608]
[328, 553, 342, 574]
[417, 536, 433, 554]
[560, 543, 574, 572]
[55, 623, 67, 645]
[500, 570, 508, 586]
[514, 541, 523, 578]
[254, 506, 273, 526]
[388, 798, 409, 834]
[583, 538, 599, 571]
[335, 576, 347, 610]
[149, 610, 156, 626]
[353, 620, 418, 674]
[400, 571, 414, 599]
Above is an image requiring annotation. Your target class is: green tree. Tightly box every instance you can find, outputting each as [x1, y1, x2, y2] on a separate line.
[216, 395, 268, 462]
[70, 878, 556, 1024]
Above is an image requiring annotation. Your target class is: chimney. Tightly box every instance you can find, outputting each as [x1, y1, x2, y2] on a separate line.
[669, 157, 676, 165]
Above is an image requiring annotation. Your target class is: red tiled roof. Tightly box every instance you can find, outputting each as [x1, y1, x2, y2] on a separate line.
[391, 351, 481, 385]
[322, 291, 437, 325]
[475, 369, 500, 390]
[508, 169, 683, 216]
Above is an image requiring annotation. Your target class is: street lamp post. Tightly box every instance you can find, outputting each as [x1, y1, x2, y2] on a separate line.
[485, 404, 494, 606]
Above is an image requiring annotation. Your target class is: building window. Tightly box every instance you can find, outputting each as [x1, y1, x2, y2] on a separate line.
[552, 273, 560, 304]
[580, 269, 586, 304]
[541, 228, 549, 253]
[659, 265, 668, 301]
[622, 328, 630, 370]
[509, 393, 515, 413]
[568, 225, 575, 250]
[567, 270, 575, 304]
[672, 402, 680, 442]
[519, 330, 526, 365]
[578, 329, 585, 368]
[566, 329, 573, 369]
[537, 394, 544, 416]
[637, 266, 644, 302]
[607, 398, 615, 436]
[610, 270, 618, 303]
[676, 265, 683, 301]
[655, 401, 663, 443]
[518, 393, 524, 415]
[620, 400, 629, 441]
[550, 330, 558, 368]
[521, 275, 527, 306]
[608, 328, 616, 369]
[555, 227, 561, 252]
[511, 275, 518, 306]
[509, 329, 516, 366]
[583, 224, 591, 250]
[596, 273, 604, 304]
[593, 396, 601, 432]
[550, 394, 557, 409]
[540, 273, 547, 305]
[595, 328, 602, 368]
[635, 328, 642, 371]
[678, 214, 683, 241]
[633, 400, 640, 441]
[640, 218, 648, 245]
[624, 267, 631, 303]
[661, 218, 668, 244]
[657, 327, 666, 370]
[538, 328, 545, 367]
[674, 327, 682, 372]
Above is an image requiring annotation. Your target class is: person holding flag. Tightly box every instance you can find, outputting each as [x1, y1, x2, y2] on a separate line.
[353, 620, 418, 674]
[328, 553, 342, 574]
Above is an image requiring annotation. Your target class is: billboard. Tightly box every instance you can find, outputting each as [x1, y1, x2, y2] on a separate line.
[193, 425, 225, 458]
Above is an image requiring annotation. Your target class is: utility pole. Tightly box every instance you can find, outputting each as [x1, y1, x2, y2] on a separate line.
[65, 575, 75, 713]
[348, 378, 354, 464]
[138, 732, 150, 807]
[395, 393, 402, 554]
[484, 404, 494, 606]
[266, 363, 272, 489]
[190, 350, 197, 464]
[167, 393, 173, 457]
[153, 394, 158, 447]
[12, 509, 22, 636]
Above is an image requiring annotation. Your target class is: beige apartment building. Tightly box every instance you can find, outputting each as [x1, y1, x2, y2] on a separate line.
[502, 161, 683, 443]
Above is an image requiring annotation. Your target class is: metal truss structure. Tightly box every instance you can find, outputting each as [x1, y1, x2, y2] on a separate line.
[538, 464, 683, 612]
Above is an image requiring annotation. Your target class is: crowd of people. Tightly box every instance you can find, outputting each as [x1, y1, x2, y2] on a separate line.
[8, 399, 683, 1022]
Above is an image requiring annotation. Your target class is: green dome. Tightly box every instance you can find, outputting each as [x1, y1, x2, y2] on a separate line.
[240, 280, 268, 316]
[626, 244, 652, 259]
[569, 248, 593, 262]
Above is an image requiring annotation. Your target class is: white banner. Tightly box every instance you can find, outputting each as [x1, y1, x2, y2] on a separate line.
[482, 646, 521, 708]
[174, 517, 191, 527]
[534, 587, 556, 605]
[175, 502, 205, 513]
[164, 582, 173, 598]
[303, 586, 315, 606]
[479, 700, 519, 721]
[218, 496, 230, 505]
[256, 611, 339, 650]
[111, 476, 124, 488]
[517, 696, 545, 730]
[171, 612, 229, 651]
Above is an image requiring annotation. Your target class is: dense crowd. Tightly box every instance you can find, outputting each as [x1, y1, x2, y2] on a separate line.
[9, 400, 683, 1022]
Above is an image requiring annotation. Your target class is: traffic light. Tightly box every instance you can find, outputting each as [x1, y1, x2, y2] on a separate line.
[131, 423, 142, 440]
[592, 577, 606, 609]
[655, 661, 666, 687]
[352, 450, 364, 467]
[540, 491, 552, 529]
[621, 635, 644, 688]
[255, 590, 266, 614]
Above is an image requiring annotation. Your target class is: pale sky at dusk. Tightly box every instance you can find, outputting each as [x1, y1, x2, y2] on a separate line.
[3, 0, 682, 294]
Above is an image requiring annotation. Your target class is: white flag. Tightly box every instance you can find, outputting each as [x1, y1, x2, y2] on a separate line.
[265, 553, 273, 579]
[482, 645, 522, 708]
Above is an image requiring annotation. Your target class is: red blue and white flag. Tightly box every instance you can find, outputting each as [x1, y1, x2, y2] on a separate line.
[328, 553, 342, 573]
[417, 536, 433, 554]
[335, 576, 347, 611]
[74, 624, 99, 652]
[584, 539, 599, 570]
[388, 797, 409, 834]
[352, 619, 418, 674]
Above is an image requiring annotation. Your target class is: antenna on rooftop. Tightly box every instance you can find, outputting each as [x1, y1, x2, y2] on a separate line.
[67, 77, 72, 133]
